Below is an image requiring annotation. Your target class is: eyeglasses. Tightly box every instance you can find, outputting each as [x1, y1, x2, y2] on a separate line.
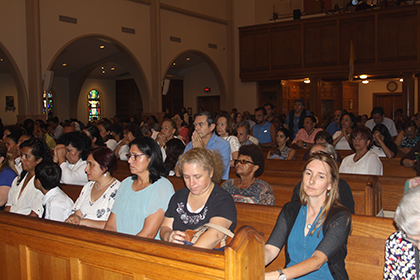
[126, 153, 145, 161]
[402, 232, 420, 246]
[234, 159, 256, 166]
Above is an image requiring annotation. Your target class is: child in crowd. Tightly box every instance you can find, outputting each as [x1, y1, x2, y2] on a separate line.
[34, 161, 74, 222]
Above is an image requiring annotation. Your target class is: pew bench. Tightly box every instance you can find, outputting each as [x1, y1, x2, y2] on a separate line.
[0, 211, 265, 280]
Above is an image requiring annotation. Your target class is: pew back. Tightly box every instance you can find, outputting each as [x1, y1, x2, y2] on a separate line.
[0, 212, 264, 280]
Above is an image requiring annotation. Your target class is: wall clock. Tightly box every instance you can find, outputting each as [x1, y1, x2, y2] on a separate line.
[387, 81, 398, 92]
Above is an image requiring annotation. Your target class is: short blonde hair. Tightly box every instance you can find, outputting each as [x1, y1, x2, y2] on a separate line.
[178, 148, 224, 184]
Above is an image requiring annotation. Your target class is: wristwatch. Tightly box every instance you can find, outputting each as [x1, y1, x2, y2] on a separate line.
[277, 269, 287, 280]
[303, 142, 307, 147]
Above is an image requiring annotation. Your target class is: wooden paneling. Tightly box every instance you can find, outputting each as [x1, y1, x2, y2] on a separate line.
[115, 79, 143, 119]
[342, 81, 359, 115]
[239, 29, 270, 72]
[339, 16, 375, 65]
[239, 5, 420, 81]
[377, 10, 417, 62]
[271, 25, 301, 69]
[303, 20, 337, 67]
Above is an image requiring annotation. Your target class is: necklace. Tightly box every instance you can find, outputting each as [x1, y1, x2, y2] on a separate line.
[237, 178, 256, 194]
[95, 178, 115, 191]
[305, 206, 323, 230]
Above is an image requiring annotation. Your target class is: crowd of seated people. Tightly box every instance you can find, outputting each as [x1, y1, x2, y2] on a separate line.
[3, 104, 420, 277]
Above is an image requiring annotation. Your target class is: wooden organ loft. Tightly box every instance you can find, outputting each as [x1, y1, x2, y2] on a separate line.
[239, 4, 420, 121]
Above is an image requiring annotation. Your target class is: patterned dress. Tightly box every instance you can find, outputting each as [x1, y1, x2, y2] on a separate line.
[384, 230, 418, 279]
[221, 179, 275, 205]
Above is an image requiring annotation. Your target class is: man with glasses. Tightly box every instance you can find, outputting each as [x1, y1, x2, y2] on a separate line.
[181, 111, 231, 180]
[384, 186, 420, 279]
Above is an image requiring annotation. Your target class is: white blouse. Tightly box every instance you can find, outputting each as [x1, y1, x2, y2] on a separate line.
[60, 159, 88, 185]
[339, 151, 383, 176]
[333, 131, 352, 150]
[72, 179, 121, 221]
[6, 174, 44, 216]
[223, 135, 240, 160]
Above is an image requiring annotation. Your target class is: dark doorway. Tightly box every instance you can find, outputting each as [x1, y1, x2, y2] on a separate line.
[162, 79, 183, 116]
[115, 79, 143, 119]
[197, 96, 220, 114]
[373, 92, 402, 119]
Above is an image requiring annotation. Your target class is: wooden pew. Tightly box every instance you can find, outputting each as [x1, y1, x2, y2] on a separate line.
[235, 203, 396, 280]
[0, 211, 265, 280]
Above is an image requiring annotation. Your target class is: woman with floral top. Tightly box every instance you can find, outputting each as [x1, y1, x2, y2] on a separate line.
[222, 144, 275, 205]
[384, 185, 420, 279]
[66, 147, 120, 229]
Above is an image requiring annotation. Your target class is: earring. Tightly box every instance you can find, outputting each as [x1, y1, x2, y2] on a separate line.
[327, 191, 330, 196]
[104, 173, 107, 177]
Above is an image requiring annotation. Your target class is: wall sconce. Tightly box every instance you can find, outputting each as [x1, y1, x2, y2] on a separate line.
[359, 74, 367, 79]
[361, 80, 369, 84]
[303, 78, 310, 84]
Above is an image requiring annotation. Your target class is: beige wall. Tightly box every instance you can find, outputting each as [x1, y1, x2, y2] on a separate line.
[0, 74, 19, 125]
[181, 62, 220, 114]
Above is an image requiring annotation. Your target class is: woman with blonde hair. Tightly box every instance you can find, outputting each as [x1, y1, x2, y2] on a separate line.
[265, 153, 352, 280]
[0, 141, 17, 209]
[160, 147, 237, 249]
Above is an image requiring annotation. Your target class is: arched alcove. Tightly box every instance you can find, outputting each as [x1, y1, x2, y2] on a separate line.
[162, 50, 227, 116]
[47, 34, 150, 122]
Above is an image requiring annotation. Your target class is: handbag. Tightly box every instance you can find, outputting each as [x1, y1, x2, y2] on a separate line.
[184, 223, 234, 249]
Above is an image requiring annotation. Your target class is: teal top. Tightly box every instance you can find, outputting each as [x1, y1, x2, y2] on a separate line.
[111, 176, 174, 239]
[287, 205, 334, 280]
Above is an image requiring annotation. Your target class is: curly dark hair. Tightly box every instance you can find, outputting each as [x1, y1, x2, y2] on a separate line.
[58, 131, 92, 160]
[238, 144, 265, 177]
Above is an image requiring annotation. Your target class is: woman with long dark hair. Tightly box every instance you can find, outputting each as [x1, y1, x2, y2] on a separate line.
[5, 138, 52, 216]
[105, 137, 174, 238]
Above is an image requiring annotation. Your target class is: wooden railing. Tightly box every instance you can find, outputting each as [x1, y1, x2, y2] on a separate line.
[239, 4, 420, 81]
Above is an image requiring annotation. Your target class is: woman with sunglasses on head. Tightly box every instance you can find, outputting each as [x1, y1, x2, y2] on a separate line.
[160, 147, 236, 249]
[384, 185, 420, 279]
[222, 144, 275, 205]
[265, 153, 352, 280]
[339, 126, 383, 176]
[105, 137, 174, 238]
[267, 128, 296, 160]
[65, 147, 120, 229]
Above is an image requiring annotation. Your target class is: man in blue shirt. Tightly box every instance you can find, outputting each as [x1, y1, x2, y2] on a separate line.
[326, 109, 346, 136]
[182, 111, 231, 180]
[251, 107, 276, 148]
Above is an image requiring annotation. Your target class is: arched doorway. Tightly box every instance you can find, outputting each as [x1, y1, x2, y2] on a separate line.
[162, 50, 227, 117]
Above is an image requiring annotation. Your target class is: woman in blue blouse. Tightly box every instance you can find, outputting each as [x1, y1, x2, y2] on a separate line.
[265, 153, 352, 280]
[0, 141, 17, 209]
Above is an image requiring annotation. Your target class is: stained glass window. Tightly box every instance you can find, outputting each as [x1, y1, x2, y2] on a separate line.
[88, 89, 101, 121]
[42, 90, 54, 116]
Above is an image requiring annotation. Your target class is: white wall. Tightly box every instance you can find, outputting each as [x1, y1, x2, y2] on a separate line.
[181, 62, 220, 114]
[77, 78, 116, 124]
[358, 80, 403, 116]
[0, 74, 19, 125]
